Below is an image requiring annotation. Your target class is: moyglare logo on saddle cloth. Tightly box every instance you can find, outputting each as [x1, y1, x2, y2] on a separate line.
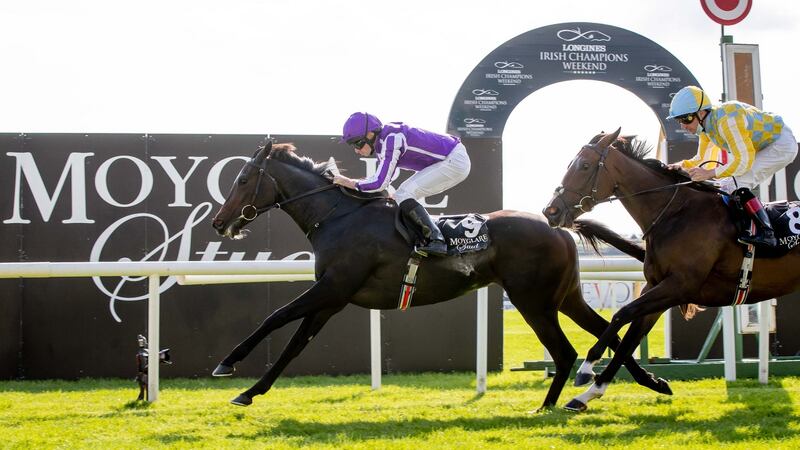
[775, 204, 800, 249]
[438, 214, 490, 255]
[735, 201, 800, 258]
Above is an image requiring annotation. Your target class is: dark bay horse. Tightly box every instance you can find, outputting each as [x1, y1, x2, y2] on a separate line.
[209, 141, 671, 409]
[543, 128, 800, 411]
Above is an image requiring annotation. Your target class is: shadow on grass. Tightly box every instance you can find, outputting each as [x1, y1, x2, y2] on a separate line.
[120, 400, 152, 410]
[560, 379, 800, 445]
[226, 412, 573, 444]
[149, 433, 204, 445]
[224, 378, 800, 445]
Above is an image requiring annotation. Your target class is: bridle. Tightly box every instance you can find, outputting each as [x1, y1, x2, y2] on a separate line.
[237, 158, 337, 222]
[553, 144, 617, 214]
[552, 142, 695, 237]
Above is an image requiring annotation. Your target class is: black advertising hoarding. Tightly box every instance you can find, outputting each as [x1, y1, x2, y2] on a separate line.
[0, 134, 503, 379]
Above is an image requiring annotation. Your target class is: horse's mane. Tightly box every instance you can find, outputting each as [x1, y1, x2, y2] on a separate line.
[268, 143, 338, 177]
[589, 133, 721, 194]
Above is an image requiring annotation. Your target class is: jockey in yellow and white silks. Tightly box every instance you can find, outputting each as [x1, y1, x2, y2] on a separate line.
[696, 102, 789, 180]
[667, 86, 798, 247]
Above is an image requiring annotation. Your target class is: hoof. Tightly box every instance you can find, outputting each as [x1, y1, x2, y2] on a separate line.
[530, 405, 554, 414]
[230, 394, 252, 406]
[564, 399, 587, 412]
[655, 377, 673, 395]
[574, 371, 595, 386]
[212, 364, 235, 377]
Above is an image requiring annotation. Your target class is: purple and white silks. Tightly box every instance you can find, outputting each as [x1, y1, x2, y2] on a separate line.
[355, 122, 462, 193]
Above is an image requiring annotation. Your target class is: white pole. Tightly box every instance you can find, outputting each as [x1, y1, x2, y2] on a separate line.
[722, 306, 737, 381]
[147, 274, 160, 402]
[476, 287, 488, 394]
[758, 300, 770, 384]
[757, 186, 773, 386]
[663, 307, 672, 359]
[578, 258, 643, 272]
[370, 309, 381, 390]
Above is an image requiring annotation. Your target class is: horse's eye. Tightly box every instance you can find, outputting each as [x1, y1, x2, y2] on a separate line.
[238, 177, 248, 185]
[581, 162, 590, 170]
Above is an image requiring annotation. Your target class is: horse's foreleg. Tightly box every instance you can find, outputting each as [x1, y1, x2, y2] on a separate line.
[214, 278, 344, 376]
[566, 313, 659, 412]
[231, 305, 344, 406]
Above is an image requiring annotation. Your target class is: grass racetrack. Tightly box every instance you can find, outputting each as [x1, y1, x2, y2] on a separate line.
[2, 310, 800, 449]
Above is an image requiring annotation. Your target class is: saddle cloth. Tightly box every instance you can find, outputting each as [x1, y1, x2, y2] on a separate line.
[728, 198, 800, 258]
[396, 212, 490, 256]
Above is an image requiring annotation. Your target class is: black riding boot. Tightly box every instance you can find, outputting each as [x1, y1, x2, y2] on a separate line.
[399, 199, 448, 257]
[735, 188, 777, 247]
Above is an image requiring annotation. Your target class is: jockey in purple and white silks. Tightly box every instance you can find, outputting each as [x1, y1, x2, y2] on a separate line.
[332, 112, 471, 256]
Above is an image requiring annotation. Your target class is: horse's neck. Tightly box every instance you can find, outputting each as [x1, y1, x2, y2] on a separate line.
[613, 156, 687, 232]
[270, 164, 350, 235]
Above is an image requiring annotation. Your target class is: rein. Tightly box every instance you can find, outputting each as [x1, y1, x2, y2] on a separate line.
[238, 160, 338, 222]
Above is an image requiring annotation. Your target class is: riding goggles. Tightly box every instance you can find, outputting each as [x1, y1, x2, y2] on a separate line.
[348, 137, 368, 149]
[674, 113, 696, 125]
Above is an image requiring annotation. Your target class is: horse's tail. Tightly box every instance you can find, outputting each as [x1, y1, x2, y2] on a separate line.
[572, 219, 645, 262]
[679, 303, 705, 320]
[574, 219, 705, 321]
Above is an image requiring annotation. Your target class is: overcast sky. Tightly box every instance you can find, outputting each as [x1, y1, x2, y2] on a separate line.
[2, 0, 798, 234]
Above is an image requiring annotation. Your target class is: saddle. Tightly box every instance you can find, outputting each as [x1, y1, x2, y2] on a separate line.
[394, 210, 490, 309]
[725, 197, 800, 258]
[395, 209, 490, 256]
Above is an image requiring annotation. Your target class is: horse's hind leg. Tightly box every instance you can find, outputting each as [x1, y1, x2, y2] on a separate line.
[558, 287, 671, 395]
[230, 305, 344, 406]
[511, 291, 577, 410]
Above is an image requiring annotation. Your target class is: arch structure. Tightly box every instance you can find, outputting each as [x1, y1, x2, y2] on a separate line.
[445, 22, 800, 365]
[447, 22, 701, 160]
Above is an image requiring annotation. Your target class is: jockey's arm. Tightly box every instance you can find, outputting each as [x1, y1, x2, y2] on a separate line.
[355, 133, 404, 192]
[332, 175, 358, 190]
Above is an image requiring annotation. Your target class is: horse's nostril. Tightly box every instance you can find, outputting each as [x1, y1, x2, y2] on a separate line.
[212, 218, 224, 230]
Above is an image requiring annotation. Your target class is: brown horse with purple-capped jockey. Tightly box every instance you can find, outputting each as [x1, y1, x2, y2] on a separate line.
[543, 128, 800, 412]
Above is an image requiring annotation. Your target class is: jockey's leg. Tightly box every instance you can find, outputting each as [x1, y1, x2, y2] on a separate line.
[399, 198, 447, 256]
[734, 187, 776, 247]
[394, 146, 470, 257]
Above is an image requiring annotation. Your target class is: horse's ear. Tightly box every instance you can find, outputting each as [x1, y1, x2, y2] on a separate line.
[589, 132, 605, 145]
[596, 127, 621, 149]
[255, 141, 273, 162]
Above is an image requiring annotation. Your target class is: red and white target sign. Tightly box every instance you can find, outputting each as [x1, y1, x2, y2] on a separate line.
[700, 0, 753, 25]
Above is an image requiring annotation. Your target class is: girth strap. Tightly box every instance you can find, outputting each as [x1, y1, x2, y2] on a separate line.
[398, 255, 422, 310]
[733, 221, 757, 306]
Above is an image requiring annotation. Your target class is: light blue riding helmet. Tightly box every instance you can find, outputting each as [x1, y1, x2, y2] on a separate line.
[340, 112, 383, 144]
[666, 86, 712, 120]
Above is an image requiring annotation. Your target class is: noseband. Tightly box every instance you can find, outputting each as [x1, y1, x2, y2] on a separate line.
[238, 159, 337, 222]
